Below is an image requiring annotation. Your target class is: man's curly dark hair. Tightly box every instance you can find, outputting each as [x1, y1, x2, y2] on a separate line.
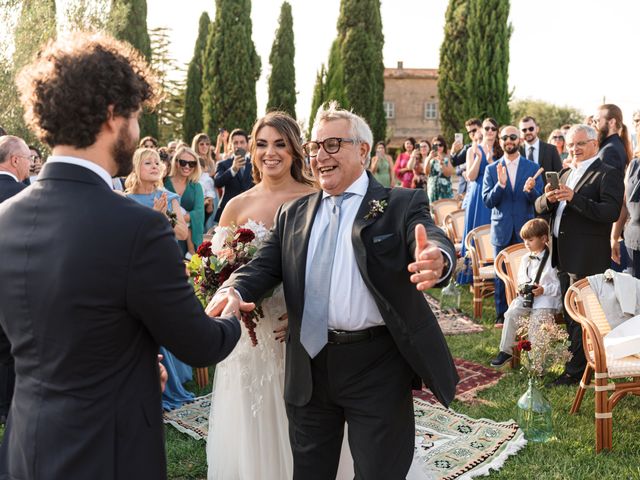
[17, 32, 159, 149]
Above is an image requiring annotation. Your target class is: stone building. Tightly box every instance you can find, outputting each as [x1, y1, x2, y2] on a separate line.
[383, 62, 441, 149]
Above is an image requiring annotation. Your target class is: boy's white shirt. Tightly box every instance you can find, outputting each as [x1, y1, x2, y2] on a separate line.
[515, 247, 562, 310]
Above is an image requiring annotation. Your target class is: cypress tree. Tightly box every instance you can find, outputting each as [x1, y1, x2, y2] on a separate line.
[307, 64, 327, 137]
[183, 12, 211, 142]
[111, 0, 158, 139]
[267, 2, 296, 118]
[201, 0, 261, 134]
[438, 0, 470, 141]
[463, 0, 512, 124]
[324, 0, 386, 141]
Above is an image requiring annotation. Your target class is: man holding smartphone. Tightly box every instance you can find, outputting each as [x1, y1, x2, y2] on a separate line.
[535, 124, 623, 386]
[214, 128, 254, 222]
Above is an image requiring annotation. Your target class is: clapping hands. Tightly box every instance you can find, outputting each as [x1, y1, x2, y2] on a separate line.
[497, 163, 508, 188]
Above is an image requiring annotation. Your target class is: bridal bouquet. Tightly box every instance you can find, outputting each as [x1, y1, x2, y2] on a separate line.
[187, 226, 264, 346]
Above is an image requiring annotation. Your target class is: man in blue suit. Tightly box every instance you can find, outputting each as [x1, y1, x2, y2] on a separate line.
[483, 125, 543, 324]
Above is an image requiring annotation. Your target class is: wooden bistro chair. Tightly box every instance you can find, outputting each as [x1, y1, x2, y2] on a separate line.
[494, 243, 528, 367]
[194, 367, 209, 388]
[465, 225, 495, 318]
[431, 198, 460, 227]
[564, 278, 640, 453]
[444, 209, 466, 255]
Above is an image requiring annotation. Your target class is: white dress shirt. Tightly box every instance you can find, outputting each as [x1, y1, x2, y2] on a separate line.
[516, 249, 562, 310]
[46, 155, 114, 189]
[552, 155, 599, 238]
[0, 171, 19, 182]
[502, 156, 519, 190]
[305, 171, 385, 330]
[524, 138, 540, 165]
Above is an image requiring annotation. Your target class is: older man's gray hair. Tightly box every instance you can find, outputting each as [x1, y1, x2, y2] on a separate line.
[311, 101, 373, 161]
[0, 135, 27, 164]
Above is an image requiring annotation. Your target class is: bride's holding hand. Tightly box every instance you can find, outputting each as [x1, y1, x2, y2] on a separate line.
[206, 111, 316, 480]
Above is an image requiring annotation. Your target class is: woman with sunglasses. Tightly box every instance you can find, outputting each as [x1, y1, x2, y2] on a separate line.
[548, 129, 569, 163]
[424, 135, 454, 203]
[206, 111, 316, 480]
[124, 148, 194, 411]
[457, 118, 503, 284]
[164, 146, 205, 257]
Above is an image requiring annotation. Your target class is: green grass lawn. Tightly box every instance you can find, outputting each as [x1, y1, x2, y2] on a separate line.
[2, 287, 640, 479]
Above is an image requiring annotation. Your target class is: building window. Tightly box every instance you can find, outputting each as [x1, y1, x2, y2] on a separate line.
[424, 102, 437, 120]
[383, 101, 395, 119]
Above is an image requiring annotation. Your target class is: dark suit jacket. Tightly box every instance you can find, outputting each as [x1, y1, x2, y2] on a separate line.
[0, 174, 27, 204]
[520, 140, 562, 185]
[224, 173, 459, 408]
[599, 133, 627, 173]
[535, 158, 623, 276]
[0, 162, 241, 480]
[213, 155, 254, 221]
[482, 157, 543, 246]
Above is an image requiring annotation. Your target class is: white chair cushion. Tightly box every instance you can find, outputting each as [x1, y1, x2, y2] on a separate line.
[479, 265, 495, 279]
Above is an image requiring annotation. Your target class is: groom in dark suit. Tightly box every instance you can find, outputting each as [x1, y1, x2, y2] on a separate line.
[0, 32, 240, 480]
[210, 102, 458, 479]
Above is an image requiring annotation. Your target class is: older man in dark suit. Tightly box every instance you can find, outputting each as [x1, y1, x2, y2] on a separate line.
[0, 32, 240, 480]
[210, 102, 458, 480]
[0, 135, 31, 426]
[535, 124, 623, 386]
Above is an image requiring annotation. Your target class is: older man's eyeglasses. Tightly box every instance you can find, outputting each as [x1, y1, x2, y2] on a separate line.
[567, 140, 595, 149]
[303, 137, 355, 157]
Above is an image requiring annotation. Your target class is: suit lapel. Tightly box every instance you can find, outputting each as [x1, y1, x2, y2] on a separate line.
[574, 158, 601, 192]
[293, 191, 323, 300]
[351, 173, 389, 281]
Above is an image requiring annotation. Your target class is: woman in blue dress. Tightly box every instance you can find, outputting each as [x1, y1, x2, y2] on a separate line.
[458, 117, 503, 284]
[125, 148, 195, 410]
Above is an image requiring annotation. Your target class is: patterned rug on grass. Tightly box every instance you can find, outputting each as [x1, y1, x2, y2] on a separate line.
[425, 293, 484, 336]
[413, 358, 503, 404]
[164, 394, 525, 480]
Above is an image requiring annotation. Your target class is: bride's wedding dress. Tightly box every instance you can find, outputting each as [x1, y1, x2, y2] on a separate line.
[206, 221, 435, 480]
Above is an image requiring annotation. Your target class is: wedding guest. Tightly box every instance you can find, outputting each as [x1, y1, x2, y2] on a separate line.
[394, 137, 416, 188]
[490, 218, 561, 367]
[0, 135, 31, 426]
[369, 141, 393, 187]
[612, 148, 640, 278]
[214, 129, 254, 221]
[482, 125, 543, 325]
[139, 136, 159, 150]
[164, 146, 205, 257]
[535, 124, 623, 386]
[124, 148, 195, 411]
[409, 150, 427, 191]
[192, 133, 218, 230]
[26, 145, 43, 185]
[548, 129, 569, 162]
[593, 104, 631, 173]
[1, 31, 240, 479]
[424, 135, 454, 202]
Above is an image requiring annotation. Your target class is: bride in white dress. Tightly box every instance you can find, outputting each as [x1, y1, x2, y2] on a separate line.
[206, 112, 316, 480]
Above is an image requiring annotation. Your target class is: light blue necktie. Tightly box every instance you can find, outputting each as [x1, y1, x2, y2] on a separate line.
[301, 193, 350, 358]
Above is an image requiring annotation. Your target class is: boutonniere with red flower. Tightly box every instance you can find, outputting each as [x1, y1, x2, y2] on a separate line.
[364, 199, 388, 220]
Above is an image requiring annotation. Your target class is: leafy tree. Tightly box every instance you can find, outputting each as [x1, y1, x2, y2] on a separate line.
[111, 0, 158, 138]
[149, 27, 186, 144]
[201, 0, 261, 134]
[183, 12, 210, 143]
[464, 0, 512, 124]
[267, 2, 296, 118]
[510, 98, 583, 141]
[438, 0, 470, 141]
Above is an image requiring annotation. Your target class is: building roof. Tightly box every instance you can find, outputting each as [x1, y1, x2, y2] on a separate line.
[384, 66, 438, 80]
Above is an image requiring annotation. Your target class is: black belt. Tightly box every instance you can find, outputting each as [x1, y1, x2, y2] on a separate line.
[327, 326, 389, 345]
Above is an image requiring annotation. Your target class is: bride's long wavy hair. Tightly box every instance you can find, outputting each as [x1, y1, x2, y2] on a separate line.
[249, 111, 315, 187]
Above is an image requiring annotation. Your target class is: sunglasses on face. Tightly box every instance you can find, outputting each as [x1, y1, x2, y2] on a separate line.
[178, 159, 198, 168]
[521, 126, 535, 133]
[467, 128, 477, 135]
[501, 134, 519, 141]
[552, 135, 564, 141]
[484, 126, 497, 132]
[432, 143, 443, 148]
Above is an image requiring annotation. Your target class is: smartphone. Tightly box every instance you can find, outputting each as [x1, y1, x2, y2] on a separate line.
[454, 133, 463, 144]
[234, 147, 246, 158]
[545, 171, 560, 189]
